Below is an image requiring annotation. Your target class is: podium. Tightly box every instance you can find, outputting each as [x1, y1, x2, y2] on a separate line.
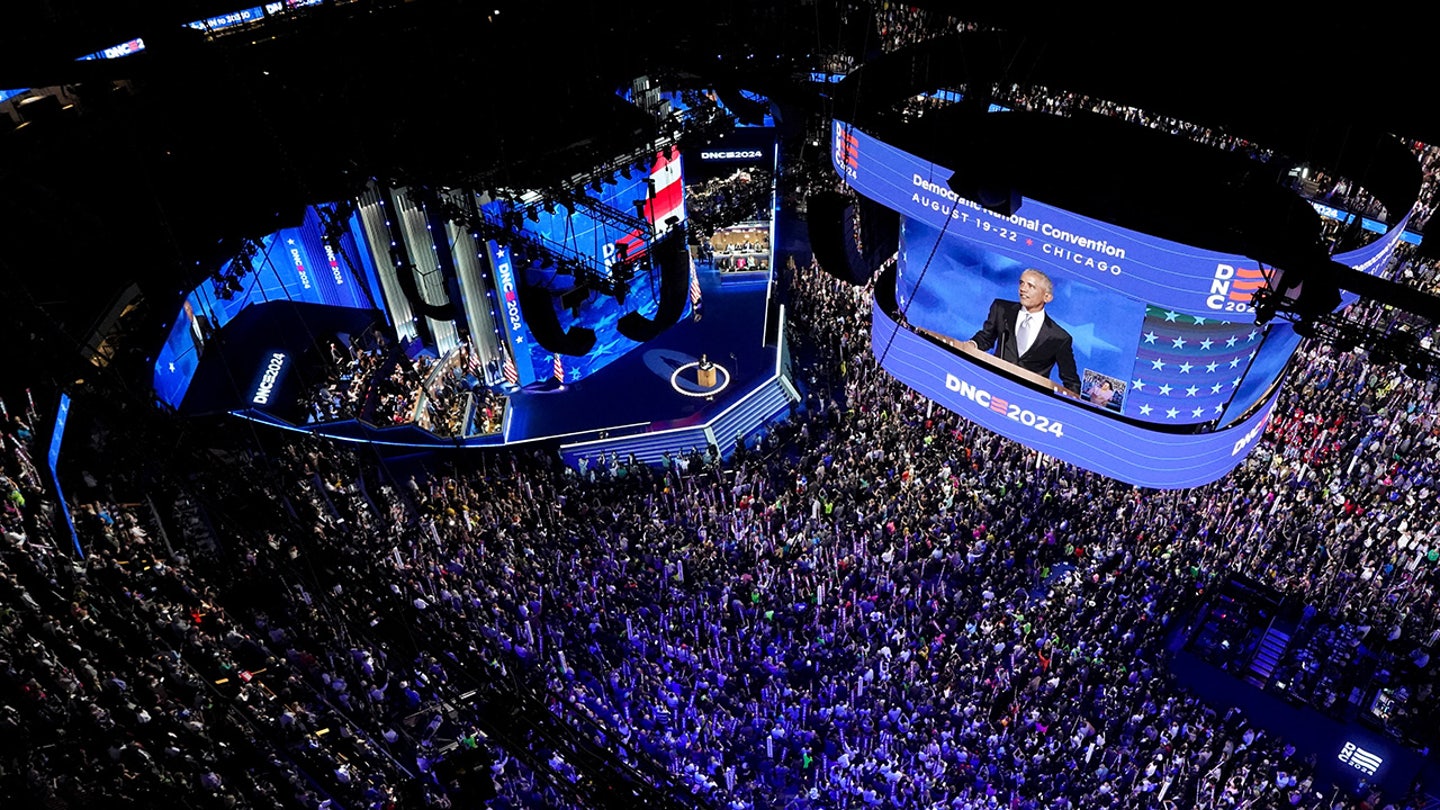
[915, 326, 1079, 399]
[697, 363, 718, 388]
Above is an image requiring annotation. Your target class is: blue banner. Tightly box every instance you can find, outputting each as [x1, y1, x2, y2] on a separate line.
[76, 38, 145, 61]
[485, 240, 538, 387]
[187, 6, 265, 32]
[47, 394, 83, 557]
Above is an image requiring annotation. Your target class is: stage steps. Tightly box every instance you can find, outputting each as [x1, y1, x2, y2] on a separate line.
[559, 374, 797, 470]
[1245, 623, 1292, 689]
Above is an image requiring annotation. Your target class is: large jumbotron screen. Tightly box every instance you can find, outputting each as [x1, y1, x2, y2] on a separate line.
[835, 119, 1410, 488]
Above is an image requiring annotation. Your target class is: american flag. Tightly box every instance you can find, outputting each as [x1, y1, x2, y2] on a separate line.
[552, 353, 564, 382]
[1123, 306, 1261, 424]
[645, 148, 686, 232]
[502, 353, 519, 385]
[689, 261, 702, 306]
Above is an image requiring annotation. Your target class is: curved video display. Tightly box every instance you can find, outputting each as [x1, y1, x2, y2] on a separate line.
[897, 216, 1302, 427]
[873, 283, 1281, 489]
[835, 120, 1409, 319]
[837, 119, 1412, 487]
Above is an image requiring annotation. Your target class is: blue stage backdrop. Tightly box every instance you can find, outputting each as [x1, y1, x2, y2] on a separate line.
[484, 147, 690, 385]
[153, 203, 383, 409]
[839, 118, 1414, 487]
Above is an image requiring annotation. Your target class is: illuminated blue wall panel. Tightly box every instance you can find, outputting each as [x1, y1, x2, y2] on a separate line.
[154, 204, 381, 409]
[485, 148, 688, 385]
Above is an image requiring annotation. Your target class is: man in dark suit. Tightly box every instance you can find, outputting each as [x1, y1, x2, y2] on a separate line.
[959, 268, 1081, 392]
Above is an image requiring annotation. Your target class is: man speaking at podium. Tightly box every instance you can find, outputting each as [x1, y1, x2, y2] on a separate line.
[958, 268, 1081, 394]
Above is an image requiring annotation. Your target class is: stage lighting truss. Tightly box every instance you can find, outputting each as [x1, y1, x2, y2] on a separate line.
[462, 206, 640, 300]
[212, 238, 263, 300]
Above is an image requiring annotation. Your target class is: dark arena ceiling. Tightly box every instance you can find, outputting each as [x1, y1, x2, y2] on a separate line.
[0, 1, 1435, 392]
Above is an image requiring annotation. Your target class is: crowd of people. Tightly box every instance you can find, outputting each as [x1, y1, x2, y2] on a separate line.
[298, 335, 501, 438]
[688, 168, 775, 242]
[7, 23, 1440, 806]
[863, 7, 1440, 239]
[412, 346, 496, 439]
[302, 331, 391, 425]
[3, 240, 1439, 809]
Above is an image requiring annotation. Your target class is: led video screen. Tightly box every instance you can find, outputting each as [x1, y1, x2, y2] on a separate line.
[898, 217, 1301, 426]
[187, 6, 265, 33]
[836, 118, 1413, 486]
[873, 284, 1283, 489]
[76, 38, 145, 61]
[153, 204, 383, 409]
[485, 148, 689, 385]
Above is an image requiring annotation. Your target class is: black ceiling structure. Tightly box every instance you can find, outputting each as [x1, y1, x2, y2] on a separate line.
[0, 1, 1436, 390]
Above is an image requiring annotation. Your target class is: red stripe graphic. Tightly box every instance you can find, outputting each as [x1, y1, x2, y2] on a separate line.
[837, 129, 859, 168]
[644, 180, 685, 227]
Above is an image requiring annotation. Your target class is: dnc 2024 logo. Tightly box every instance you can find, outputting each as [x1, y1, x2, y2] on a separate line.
[1207, 264, 1267, 312]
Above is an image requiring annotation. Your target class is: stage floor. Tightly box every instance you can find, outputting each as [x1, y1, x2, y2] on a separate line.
[504, 265, 776, 443]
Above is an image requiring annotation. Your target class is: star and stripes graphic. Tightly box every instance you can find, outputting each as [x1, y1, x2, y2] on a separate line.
[1123, 306, 1261, 424]
[1337, 742, 1384, 777]
[488, 147, 690, 388]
